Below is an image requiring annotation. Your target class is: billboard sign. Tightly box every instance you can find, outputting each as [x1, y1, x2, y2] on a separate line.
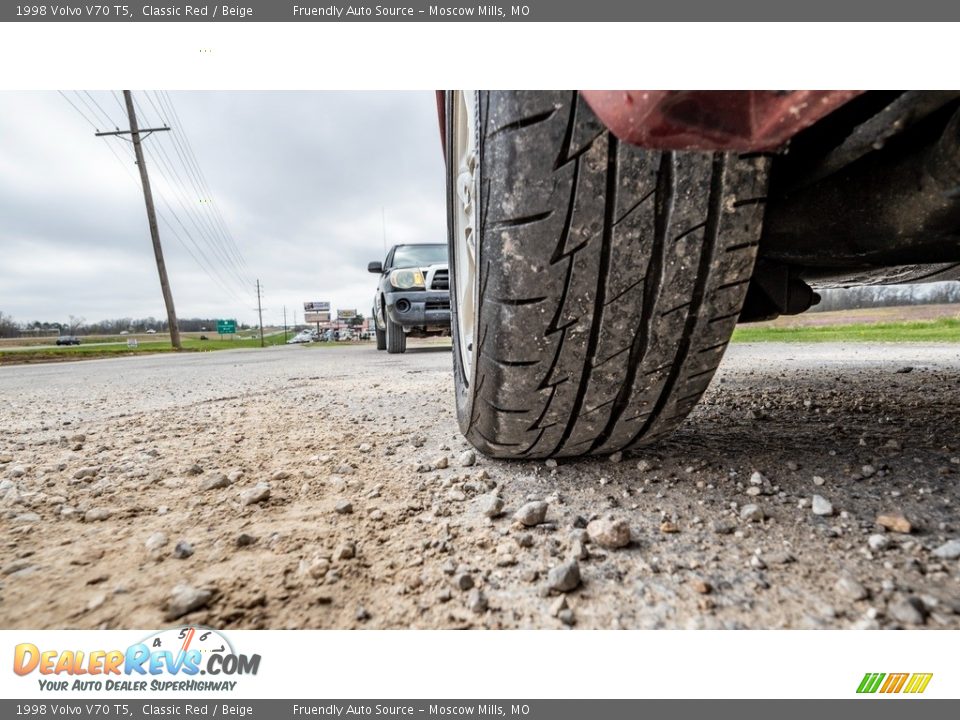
[304, 301, 330, 312]
[305, 312, 331, 324]
[337, 309, 357, 320]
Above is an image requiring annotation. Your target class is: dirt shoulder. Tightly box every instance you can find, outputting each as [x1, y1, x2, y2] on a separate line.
[1, 342, 958, 629]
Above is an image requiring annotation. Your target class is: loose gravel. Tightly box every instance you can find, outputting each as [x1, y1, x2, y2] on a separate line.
[0, 341, 958, 629]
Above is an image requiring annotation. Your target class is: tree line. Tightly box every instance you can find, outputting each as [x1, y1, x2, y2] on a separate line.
[813, 281, 960, 312]
[0, 312, 252, 338]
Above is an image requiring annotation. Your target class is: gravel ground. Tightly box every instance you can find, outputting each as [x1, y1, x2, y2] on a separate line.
[1, 341, 959, 629]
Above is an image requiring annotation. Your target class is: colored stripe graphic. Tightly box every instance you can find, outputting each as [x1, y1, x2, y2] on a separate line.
[857, 672, 932, 694]
[881, 673, 909, 693]
[904, 674, 933, 694]
[857, 673, 885, 693]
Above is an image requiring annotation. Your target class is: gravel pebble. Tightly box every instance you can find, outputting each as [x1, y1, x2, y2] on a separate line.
[867, 534, 890, 552]
[200, 473, 230, 491]
[467, 588, 487, 614]
[547, 559, 581, 593]
[479, 494, 504, 518]
[145, 532, 168, 552]
[334, 500, 354, 514]
[586, 517, 631, 549]
[83, 508, 112, 522]
[932, 539, 960, 560]
[455, 573, 474, 591]
[811, 495, 834, 516]
[514, 501, 548, 527]
[711, 520, 736, 535]
[887, 596, 926, 625]
[173, 541, 194, 559]
[239, 483, 270, 506]
[740, 504, 764, 523]
[334, 541, 356, 560]
[458, 450, 476, 467]
[835, 575, 868, 601]
[235, 533, 257, 547]
[165, 584, 212, 620]
[876, 513, 912, 534]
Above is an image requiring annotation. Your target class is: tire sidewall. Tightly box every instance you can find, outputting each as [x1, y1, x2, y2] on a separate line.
[446, 91, 481, 436]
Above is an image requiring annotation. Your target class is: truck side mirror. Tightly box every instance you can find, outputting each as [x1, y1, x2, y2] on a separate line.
[368, 261, 383, 274]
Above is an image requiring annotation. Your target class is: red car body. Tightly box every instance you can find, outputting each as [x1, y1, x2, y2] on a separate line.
[438, 90, 860, 152]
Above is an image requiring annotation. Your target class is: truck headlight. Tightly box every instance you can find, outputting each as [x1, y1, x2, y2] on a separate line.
[389, 268, 425, 289]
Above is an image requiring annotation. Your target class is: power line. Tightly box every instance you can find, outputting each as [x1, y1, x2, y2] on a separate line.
[142, 141, 251, 294]
[57, 90, 99, 130]
[156, 91, 253, 278]
[83, 91, 120, 129]
[157, 94, 252, 279]
[57, 90, 250, 315]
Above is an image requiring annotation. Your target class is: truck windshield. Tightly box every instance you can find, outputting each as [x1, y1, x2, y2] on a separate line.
[391, 244, 447, 268]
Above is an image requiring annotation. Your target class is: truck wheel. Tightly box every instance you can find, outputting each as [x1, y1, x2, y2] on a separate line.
[376, 328, 386, 350]
[446, 91, 770, 458]
[385, 318, 406, 354]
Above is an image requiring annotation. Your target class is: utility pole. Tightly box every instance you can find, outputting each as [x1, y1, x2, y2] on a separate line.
[283, 305, 288, 343]
[97, 91, 181, 350]
[256, 279, 265, 348]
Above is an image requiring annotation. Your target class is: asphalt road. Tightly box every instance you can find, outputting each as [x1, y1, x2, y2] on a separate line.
[1, 341, 958, 629]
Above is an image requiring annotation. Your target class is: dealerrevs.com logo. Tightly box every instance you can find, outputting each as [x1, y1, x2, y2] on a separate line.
[13, 627, 260, 692]
[857, 673, 933, 695]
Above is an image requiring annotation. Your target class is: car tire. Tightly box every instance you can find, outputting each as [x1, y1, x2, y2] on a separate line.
[375, 327, 387, 351]
[446, 90, 770, 458]
[385, 318, 406, 354]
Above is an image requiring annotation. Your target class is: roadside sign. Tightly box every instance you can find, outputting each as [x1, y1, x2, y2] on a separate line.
[217, 319, 237, 334]
[127, 339, 139, 349]
[305, 311, 330, 323]
[337, 309, 357, 320]
[304, 301, 330, 312]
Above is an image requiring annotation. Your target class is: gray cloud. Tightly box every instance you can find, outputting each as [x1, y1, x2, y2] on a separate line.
[0, 91, 446, 326]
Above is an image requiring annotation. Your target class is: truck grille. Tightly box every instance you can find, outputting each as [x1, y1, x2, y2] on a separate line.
[431, 269, 449, 290]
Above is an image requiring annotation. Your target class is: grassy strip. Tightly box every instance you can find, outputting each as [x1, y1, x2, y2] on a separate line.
[0, 333, 292, 364]
[733, 317, 960, 343]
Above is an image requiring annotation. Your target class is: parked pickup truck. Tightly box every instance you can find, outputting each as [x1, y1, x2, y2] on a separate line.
[368, 243, 451, 354]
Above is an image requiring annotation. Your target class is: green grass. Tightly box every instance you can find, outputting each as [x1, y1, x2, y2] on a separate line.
[0, 332, 293, 364]
[733, 317, 960, 343]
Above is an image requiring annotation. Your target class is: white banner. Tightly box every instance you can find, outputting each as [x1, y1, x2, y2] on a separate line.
[2, 630, 955, 700]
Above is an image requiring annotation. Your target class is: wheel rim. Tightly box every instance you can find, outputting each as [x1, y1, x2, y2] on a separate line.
[452, 90, 479, 383]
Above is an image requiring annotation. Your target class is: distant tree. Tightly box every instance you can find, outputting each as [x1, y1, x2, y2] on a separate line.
[0, 311, 18, 338]
[812, 281, 960, 312]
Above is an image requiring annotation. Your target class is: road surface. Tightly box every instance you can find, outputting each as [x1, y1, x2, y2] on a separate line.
[1, 341, 958, 629]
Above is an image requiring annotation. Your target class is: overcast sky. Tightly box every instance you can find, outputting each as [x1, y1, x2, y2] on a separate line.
[0, 91, 446, 327]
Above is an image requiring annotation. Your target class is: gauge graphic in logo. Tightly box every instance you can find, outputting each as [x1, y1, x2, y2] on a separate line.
[141, 626, 234, 662]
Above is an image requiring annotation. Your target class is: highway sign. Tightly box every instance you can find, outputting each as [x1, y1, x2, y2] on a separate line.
[217, 319, 237, 334]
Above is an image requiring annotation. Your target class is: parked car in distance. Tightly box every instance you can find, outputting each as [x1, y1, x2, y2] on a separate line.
[369, 243, 451, 354]
[287, 331, 312, 344]
[56, 336, 80, 346]
[145, 329, 157, 334]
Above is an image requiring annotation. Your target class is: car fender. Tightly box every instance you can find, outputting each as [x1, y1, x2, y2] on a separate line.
[437, 90, 861, 153]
